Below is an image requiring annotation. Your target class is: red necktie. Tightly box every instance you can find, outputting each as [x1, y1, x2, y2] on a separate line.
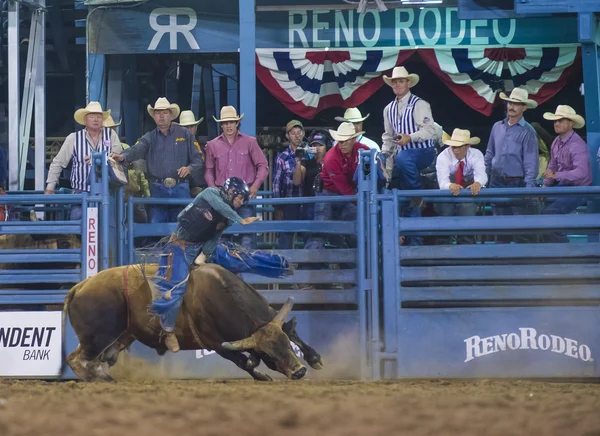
[455, 160, 465, 187]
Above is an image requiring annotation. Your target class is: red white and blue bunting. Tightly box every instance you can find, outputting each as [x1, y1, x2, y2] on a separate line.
[256, 48, 415, 119]
[256, 46, 581, 118]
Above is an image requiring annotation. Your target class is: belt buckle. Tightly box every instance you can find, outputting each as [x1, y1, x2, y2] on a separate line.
[164, 177, 176, 188]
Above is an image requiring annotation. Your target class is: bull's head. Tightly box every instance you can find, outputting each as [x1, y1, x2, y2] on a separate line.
[221, 297, 306, 380]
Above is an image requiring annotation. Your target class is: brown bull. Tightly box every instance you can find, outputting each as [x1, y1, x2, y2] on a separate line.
[64, 263, 323, 382]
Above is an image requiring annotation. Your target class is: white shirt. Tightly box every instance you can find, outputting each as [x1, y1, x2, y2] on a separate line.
[435, 146, 488, 190]
[356, 135, 381, 152]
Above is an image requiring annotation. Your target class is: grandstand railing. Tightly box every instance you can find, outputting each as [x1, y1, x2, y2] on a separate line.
[0, 153, 112, 306]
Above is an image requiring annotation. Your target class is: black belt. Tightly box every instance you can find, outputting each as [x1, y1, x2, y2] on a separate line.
[149, 177, 188, 188]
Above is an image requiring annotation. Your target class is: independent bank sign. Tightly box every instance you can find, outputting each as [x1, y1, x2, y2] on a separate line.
[87, 2, 577, 54]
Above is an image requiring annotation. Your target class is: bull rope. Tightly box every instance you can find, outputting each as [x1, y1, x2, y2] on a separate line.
[122, 265, 131, 330]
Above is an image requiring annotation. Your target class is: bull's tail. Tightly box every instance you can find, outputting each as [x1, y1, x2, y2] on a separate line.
[60, 279, 86, 377]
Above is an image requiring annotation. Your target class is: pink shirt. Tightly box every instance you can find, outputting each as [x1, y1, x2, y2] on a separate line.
[204, 132, 269, 188]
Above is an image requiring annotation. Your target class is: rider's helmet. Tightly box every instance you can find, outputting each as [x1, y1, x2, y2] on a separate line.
[221, 177, 251, 208]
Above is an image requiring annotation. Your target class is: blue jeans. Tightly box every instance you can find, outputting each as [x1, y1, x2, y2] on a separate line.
[304, 190, 356, 250]
[149, 182, 191, 223]
[541, 183, 586, 243]
[391, 146, 437, 190]
[276, 204, 302, 249]
[435, 202, 478, 244]
[489, 174, 539, 243]
[151, 239, 202, 331]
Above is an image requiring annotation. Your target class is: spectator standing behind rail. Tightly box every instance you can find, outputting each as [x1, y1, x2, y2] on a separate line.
[111, 98, 203, 223]
[541, 105, 591, 243]
[335, 107, 380, 152]
[204, 106, 269, 251]
[45, 102, 122, 219]
[272, 120, 306, 249]
[484, 88, 539, 243]
[381, 66, 438, 190]
[435, 128, 488, 245]
[306, 123, 370, 251]
[174, 110, 207, 197]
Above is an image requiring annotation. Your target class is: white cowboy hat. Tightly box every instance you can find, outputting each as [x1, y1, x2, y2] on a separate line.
[334, 107, 370, 124]
[499, 88, 538, 109]
[102, 114, 121, 128]
[147, 97, 180, 120]
[443, 128, 481, 147]
[74, 101, 110, 126]
[174, 110, 204, 127]
[213, 106, 244, 123]
[543, 105, 585, 129]
[329, 122, 365, 143]
[383, 66, 420, 88]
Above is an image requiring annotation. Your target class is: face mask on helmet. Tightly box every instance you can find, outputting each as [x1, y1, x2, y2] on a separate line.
[221, 177, 250, 208]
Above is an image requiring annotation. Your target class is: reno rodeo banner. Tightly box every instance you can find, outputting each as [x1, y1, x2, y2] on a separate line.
[87, 1, 578, 54]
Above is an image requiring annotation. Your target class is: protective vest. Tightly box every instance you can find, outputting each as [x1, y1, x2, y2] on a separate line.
[176, 197, 229, 243]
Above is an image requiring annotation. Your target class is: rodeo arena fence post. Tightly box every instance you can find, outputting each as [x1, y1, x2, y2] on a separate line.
[2, 150, 600, 380]
[0, 152, 111, 378]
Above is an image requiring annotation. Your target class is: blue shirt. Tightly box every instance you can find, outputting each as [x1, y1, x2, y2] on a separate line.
[484, 117, 539, 187]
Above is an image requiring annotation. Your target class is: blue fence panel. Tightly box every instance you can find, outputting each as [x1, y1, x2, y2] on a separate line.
[372, 165, 600, 379]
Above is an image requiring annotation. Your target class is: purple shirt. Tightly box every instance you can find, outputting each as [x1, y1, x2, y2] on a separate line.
[544, 130, 591, 187]
[204, 132, 269, 188]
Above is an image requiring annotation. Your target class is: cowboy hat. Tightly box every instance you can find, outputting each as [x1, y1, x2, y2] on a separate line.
[147, 97, 180, 120]
[443, 128, 481, 147]
[499, 88, 538, 109]
[174, 110, 204, 127]
[334, 107, 370, 123]
[543, 105, 585, 129]
[383, 66, 420, 88]
[102, 114, 121, 128]
[213, 106, 244, 123]
[74, 102, 110, 126]
[329, 122, 365, 143]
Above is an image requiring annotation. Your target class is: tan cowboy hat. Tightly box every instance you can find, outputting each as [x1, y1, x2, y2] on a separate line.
[334, 107, 370, 123]
[213, 105, 244, 123]
[102, 114, 121, 128]
[174, 110, 204, 127]
[499, 88, 538, 109]
[543, 105, 585, 129]
[74, 102, 110, 126]
[383, 66, 420, 88]
[329, 122, 365, 143]
[443, 128, 481, 147]
[147, 97, 180, 120]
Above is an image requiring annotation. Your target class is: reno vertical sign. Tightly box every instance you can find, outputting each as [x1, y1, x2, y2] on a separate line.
[86, 207, 98, 277]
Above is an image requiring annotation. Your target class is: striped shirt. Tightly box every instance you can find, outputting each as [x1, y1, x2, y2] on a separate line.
[204, 132, 269, 188]
[382, 92, 437, 155]
[46, 128, 122, 191]
[120, 124, 203, 180]
[273, 145, 302, 198]
[388, 94, 435, 150]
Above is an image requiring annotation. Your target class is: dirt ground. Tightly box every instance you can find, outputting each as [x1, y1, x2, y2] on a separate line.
[0, 367, 599, 436]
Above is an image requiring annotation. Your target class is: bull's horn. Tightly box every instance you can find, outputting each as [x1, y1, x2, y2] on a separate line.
[273, 297, 295, 327]
[221, 336, 257, 351]
[29, 210, 38, 221]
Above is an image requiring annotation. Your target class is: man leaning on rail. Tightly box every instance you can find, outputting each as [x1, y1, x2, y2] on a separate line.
[45, 102, 122, 219]
[540, 105, 591, 243]
[435, 128, 488, 245]
[111, 98, 203, 224]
